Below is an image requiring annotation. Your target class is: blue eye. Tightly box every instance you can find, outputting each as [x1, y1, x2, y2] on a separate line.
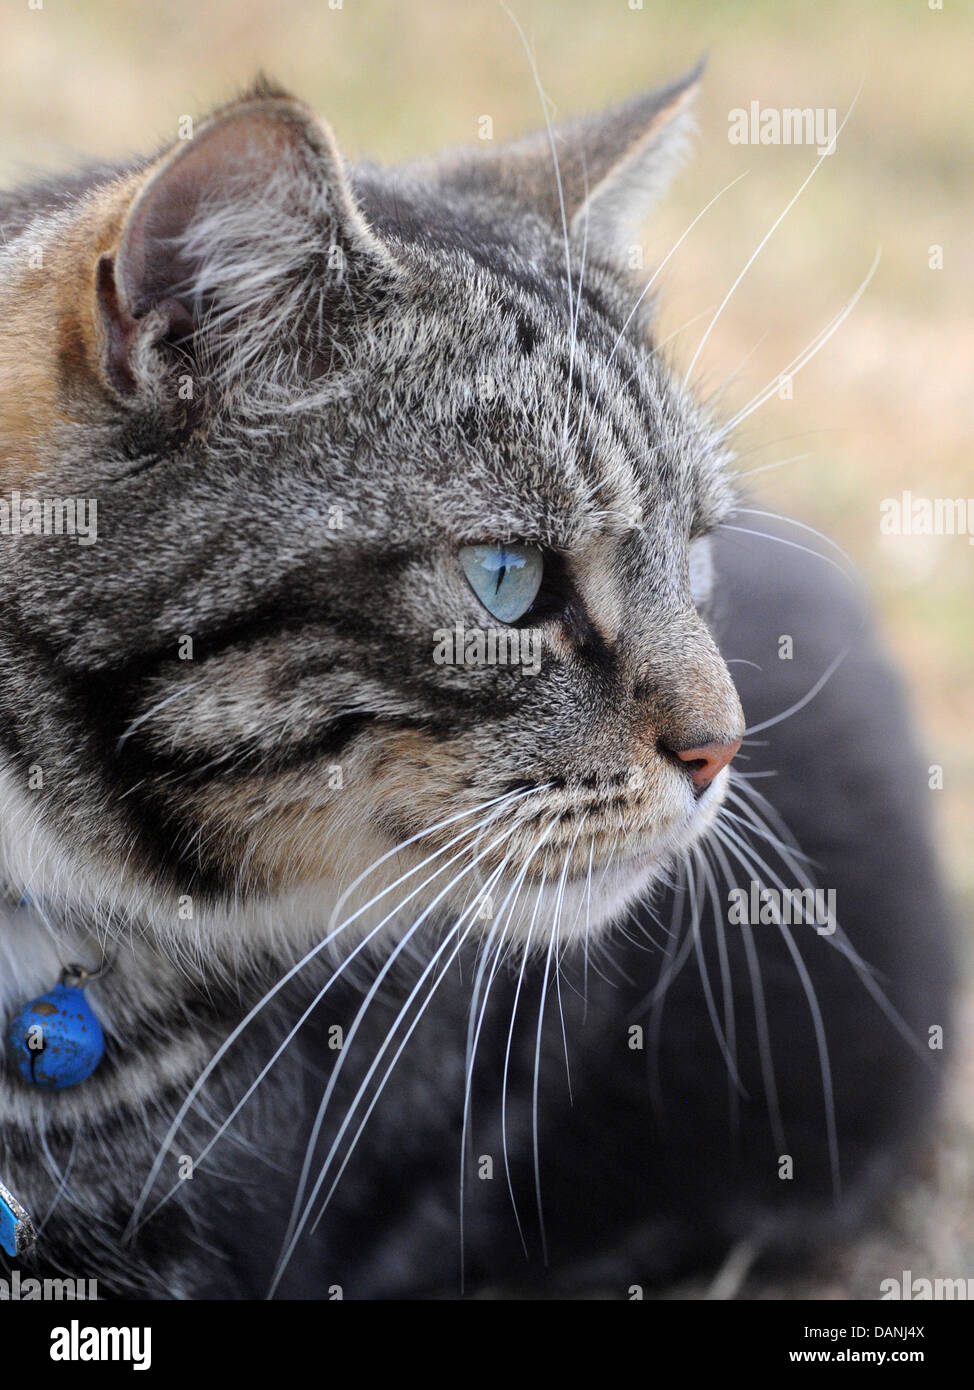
[459, 543, 544, 623]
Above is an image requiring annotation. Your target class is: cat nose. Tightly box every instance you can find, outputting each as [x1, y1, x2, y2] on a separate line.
[668, 737, 742, 791]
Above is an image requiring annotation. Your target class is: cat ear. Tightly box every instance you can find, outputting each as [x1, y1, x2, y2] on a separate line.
[436, 64, 701, 265]
[567, 66, 701, 260]
[98, 83, 395, 394]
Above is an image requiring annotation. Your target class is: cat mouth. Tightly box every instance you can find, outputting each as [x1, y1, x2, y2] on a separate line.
[493, 764, 731, 888]
[344, 770, 732, 946]
[477, 790, 724, 890]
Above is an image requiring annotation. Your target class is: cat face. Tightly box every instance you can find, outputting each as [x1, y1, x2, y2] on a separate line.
[0, 74, 743, 952]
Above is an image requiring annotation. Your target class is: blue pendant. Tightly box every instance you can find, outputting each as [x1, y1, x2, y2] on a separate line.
[0, 1178, 35, 1258]
[6, 972, 105, 1091]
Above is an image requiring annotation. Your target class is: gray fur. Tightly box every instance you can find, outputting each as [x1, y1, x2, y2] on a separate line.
[0, 74, 950, 1299]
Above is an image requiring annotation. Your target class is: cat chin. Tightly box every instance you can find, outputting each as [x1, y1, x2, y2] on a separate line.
[495, 768, 730, 946]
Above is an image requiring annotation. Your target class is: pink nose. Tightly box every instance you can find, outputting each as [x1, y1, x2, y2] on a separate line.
[672, 737, 742, 791]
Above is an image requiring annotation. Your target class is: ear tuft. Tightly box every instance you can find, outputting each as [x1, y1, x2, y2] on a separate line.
[240, 71, 298, 104]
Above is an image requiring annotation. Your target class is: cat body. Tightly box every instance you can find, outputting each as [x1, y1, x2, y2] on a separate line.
[0, 72, 952, 1298]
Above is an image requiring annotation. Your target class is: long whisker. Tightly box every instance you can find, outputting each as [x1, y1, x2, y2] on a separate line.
[718, 522, 853, 587]
[459, 895, 523, 1291]
[697, 839, 743, 1141]
[305, 843, 522, 1229]
[273, 813, 532, 1286]
[731, 507, 857, 568]
[645, 857, 693, 1118]
[132, 813, 508, 1233]
[549, 813, 588, 1093]
[721, 797, 815, 864]
[584, 172, 749, 439]
[458, 820, 555, 1286]
[125, 785, 537, 1237]
[707, 827, 785, 1154]
[35, 1131, 78, 1239]
[722, 781, 930, 1062]
[501, 823, 558, 1257]
[684, 77, 864, 384]
[290, 861, 519, 1294]
[297, 817, 567, 1282]
[736, 450, 812, 480]
[688, 844, 748, 1096]
[718, 248, 880, 437]
[531, 820, 585, 1264]
[271, 847, 522, 1296]
[531, 893, 557, 1265]
[744, 642, 854, 737]
[711, 821, 840, 1198]
[500, 2, 575, 340]
[582, 838, 595, 1023]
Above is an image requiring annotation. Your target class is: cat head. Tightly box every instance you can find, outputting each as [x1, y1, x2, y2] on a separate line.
[0, 70, 744, 958]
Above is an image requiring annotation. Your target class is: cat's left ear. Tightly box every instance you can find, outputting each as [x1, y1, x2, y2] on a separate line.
[96, 83, 397, 396]
[435, 63, 702, 266]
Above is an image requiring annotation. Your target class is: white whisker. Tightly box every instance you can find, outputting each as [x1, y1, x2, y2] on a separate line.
[685, 77, 864, 384]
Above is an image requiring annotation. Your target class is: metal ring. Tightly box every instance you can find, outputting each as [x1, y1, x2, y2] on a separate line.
[82, 951, 115, 982]
[60, 963, 91, 987]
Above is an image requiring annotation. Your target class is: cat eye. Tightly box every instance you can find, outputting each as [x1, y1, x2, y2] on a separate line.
[459, 543, 544, 624]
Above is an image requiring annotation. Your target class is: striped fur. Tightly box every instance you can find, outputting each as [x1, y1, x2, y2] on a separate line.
[0, 74, 951, 1298]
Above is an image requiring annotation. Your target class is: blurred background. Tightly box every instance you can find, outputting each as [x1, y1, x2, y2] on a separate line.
[1, 0, 970, 1296]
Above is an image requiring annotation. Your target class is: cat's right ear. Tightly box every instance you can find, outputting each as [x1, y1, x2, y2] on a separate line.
[431, 64, 702, 269]
[95, 86, 396, 398]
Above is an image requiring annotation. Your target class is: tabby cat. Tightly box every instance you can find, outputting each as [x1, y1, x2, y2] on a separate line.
[0, 68, 951, 1298]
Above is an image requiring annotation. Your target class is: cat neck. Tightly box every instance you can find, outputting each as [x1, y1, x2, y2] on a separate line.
[0, 886, 188, 1034]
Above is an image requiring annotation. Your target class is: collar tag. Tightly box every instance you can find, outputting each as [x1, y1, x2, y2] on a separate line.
[0, 1178, 35, 1258]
